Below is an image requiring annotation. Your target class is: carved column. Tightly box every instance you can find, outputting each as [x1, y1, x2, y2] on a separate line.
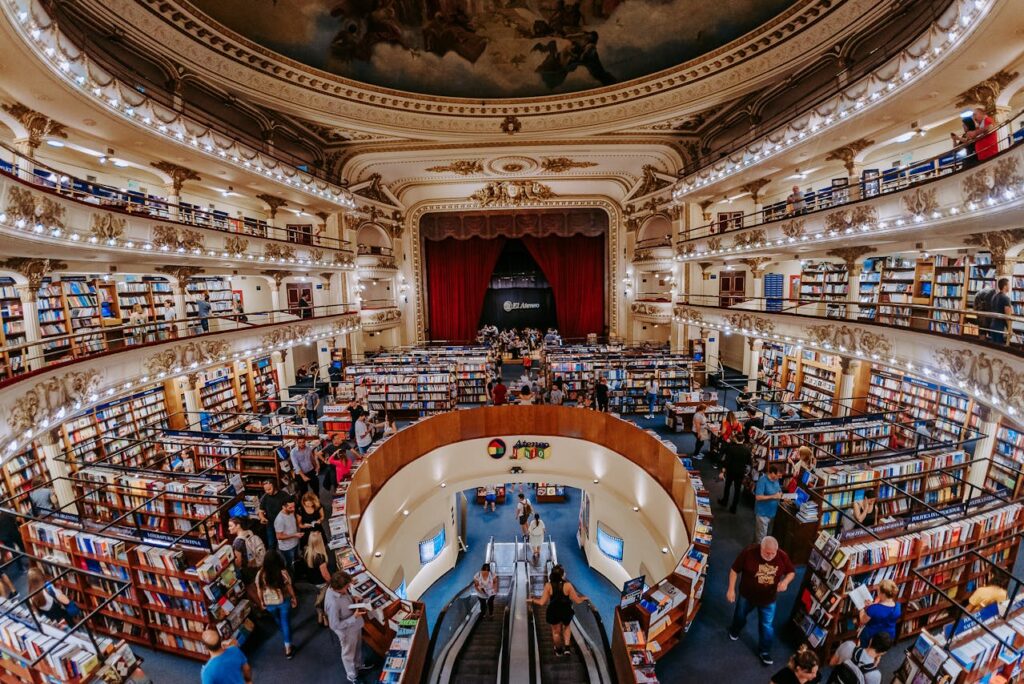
[272, 350, 296, 399]
[151, 162, 201, 222]
[825, 138, 874, 202]
[740, 178, 771, 226]
[36, 431, 74, 506]
[740, 257, 772, 302]
[1, 104, 67, 180]
[836, 358, 861, 417]
[743, 337, 763, 392]
[261, 270, 288, 313]
[0, 258, 67, 371]
[256, 194, 288, 231]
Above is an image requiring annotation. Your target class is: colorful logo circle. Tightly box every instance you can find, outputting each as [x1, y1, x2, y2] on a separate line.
[487, 438, 506, 459]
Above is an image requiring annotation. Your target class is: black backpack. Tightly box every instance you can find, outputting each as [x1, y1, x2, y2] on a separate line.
[974, 287, 996, 312]
[826, 647, 876, 684]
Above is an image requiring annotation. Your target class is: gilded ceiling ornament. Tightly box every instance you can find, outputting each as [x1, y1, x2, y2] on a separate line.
[724, 313, 775, 336]
[179, 229, 205, 251]
[224, 235, 250, 255]
[780, 218, 805, 239]
[0, 257, 67, 291]
[739, 178, 771, 203]
[150, 161, 201, 195]
[261, 269, 289, 287]
[673, 306, 706, 323]
[634, 165, 672, 197]
[824, 138, 874, 176]
[154, 265, 205, 293]
[353, 174, 394, 205]
[964, 229, 1024, 273]
[824, 205, 878, 233]
[697, 262, 715, 280]
[733, 229, 767, 249]
[469, 181, 554, 207]
[425, 160, 484, 175]
[89, 212, 126, 242]
[955, 70, 1020, 116]
[707, 237, 723, 252]
[265, 243, 297, 260]
[255, 193, 288, 219]
[825, 245, 876, 269]
[697, 199, 715, 223]
[901, 187, 939, 217]
[144, 340, 231, 376]
[261, 324, 313, 348]
[804, 324, 893, 358]
[739, 256, 773, 278]
[667, 204, 683, 221]
[1, 103, 67, 152]
[8, 369, 101, 434]
[540, 157, 598, 173]
[934, 347, 1024, 417]
[5, 187, 66, 229]
[343, 214, 362, 232]
[499, 116, 522, 135]
[309, 248, 325, 263]
[961, 156, 1023, 206]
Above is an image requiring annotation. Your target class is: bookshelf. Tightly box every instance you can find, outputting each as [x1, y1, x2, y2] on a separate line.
[1012, 261, 1024, 343]
[877, 256, 916, 327]
[196, 366, 248, 432]
[799, 261, 849, 318]
[59, 389, 171, 470]
[455, 357, 490, 405]
[117, 277, 174, 341]
[929, 255, 969, 335]
[0, 277, 26, 380]
[344, 363, 457, 415]
[750, 419, 892, 476]
[965, 252, 996, 336]
[0, 442, 44, 515]
[774, 347, 851, 418]
[791, 502, 1022, 658]
[246, 356, 280, 413]
[184, 277, 233, 334]
[857, 258, 881, 322]
[987, 420, 1024, 498]
[38, 280, 72, 361]
[865, 369, 981, 448]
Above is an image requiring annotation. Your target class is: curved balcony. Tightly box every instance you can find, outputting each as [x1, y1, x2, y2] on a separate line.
[630, 299, 673, 324]
[0, 304, 360, 455]
[359, 299, 402, 332]
[355, 245, 399, 277]
[0, 152, 355, 270]
[630, 238, 675, 273]
[671, 294, 1024, 423]
[676, 109, 1024, 262]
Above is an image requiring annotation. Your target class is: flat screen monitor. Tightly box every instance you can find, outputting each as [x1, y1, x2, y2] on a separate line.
[418, 526, 446, 565]
[596, 523, 624, 561]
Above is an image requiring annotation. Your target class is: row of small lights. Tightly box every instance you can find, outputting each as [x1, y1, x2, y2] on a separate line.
[7, 0, 356, 210]
[672, 314, 1015, 419]
[674, 181, 1024, 262]
[672, 0, 989, 200]
[2, 320, 361, 459]
[0, 210, 357, 269]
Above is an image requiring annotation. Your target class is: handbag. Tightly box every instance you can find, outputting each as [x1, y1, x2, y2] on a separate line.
[257, 570, 285, 606]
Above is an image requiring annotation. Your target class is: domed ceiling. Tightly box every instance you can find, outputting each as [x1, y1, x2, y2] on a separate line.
[186, 0, 798, 99]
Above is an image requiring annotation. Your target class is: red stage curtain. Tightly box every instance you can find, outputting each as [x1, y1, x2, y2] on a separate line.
[425, 237, 506, 342]
[522, 235, 605, 339]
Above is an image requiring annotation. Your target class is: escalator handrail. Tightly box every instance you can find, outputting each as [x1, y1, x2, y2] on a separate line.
[570, 601, 615, 684]
[507, 560, 533, 682]
[425, 580, 479, 684]
[528, 600, 542, 684]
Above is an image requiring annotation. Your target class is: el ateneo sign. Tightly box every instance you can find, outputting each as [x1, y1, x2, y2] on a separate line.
[487, 438, 551, 459]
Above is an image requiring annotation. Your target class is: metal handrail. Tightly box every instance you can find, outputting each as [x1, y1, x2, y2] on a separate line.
[0, 141, 353, 252]
[676, 106, 1024, 242]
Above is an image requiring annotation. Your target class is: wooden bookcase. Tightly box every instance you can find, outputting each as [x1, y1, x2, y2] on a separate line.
[184, 276, 233, 334]
[344, 363, 457, 416]
[865, 368, 981, 448]
[987, 419, 1024, 498]
[58, 388, 170, 469]
[116, 276, 174, 341]
[0, 442, 45, 514]
[857, 258, 882, 322]
[799, 261, 849, 319]
[876, 256, 916, 327]
[455, 357, 490, 405]
[0, 277, 26, 381]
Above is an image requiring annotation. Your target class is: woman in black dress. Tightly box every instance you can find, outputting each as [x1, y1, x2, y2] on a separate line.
[297, 491, 325, 548]
[528, 565, 589, 656]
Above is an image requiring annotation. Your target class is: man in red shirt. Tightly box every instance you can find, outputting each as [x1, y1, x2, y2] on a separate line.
[726, 536, 796, 666]
[492, 379, 508, 405]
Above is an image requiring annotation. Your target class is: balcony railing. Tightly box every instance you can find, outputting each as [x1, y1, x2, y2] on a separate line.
[678, 107, 1024, 246]
[0, 302, 358, 389]
[0, 142, 353, 253]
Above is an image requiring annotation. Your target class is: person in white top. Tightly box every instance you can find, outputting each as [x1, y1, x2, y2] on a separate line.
[692, 404, 709, 459]
[528, 513, 546, 562]
[354, 413, 372, 454]
[474, 563, 498, 617]
[645, 379, 660, 419]
[483, 484, 497, 512]
[354, 379, 369, 403]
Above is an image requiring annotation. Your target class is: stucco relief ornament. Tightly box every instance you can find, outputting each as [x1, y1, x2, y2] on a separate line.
[675, 242, 696, 257]
[265, 243, 296, 260]
[309, 248, 324, 263]
[151, 225, 179, 250]
[733, 229, 767, 249]
[630, 302, 669, 317]
[962, 157, 1023, 205]
[470, 181, 554, 207]
[724, 313, 775, 336]
[5, 187, 66, 229]
[368, 308, 402, 325]
[934, 348, 1024, 416]
[179, 229, 205, 251]
[8, 370, 101, 434]
[707, 237, 723, 252]
[672, 306, 705, 324]
[224, 235, 249, 254]
[901, 187, 939, 217]
[780, 219, 805, 239]
[144, 340, 231, 376]
[824, 205, 878, 233]
[88, 212, 126, 242]
[499, 116, 522, 135]
[804, 324, 893, 358]
[261, 325, 312, 348]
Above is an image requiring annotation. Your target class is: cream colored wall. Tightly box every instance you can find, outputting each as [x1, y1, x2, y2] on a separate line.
[354, 435, 689, 600]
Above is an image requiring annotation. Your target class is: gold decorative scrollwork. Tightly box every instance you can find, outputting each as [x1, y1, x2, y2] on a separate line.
[179, 229, 205, 251]
[673, 306, 705, 323]
[804, 324, 893, 358]
[224, 235, 249, 254]
[260, 325, 312, 348]
[152, 225, 179, 249]
[824, 205, 878, 233]
[934, 348, 1024, 417]
[265, 243, 297, 260]
[309, 249, 324, 263]
[901, 187, 939, 216]
[5, 187, 66, 229]
[144, 340, 232, 376]
[724, 313, 775, 336]
[780, 219, 805, 239]
[470, 181, 554, 207]
[8, 370, 101, 434]
[89, 212, 126, 242]
[707, 237, 723, 252]
[961, 157, 1023, 206]
[733, 229, 767, 249]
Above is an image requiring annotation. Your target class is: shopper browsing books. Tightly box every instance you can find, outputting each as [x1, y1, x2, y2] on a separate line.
[354, 413, 373, 453]
[258, 480, 289, 550]
[857, 579, 900, 648]
[325, 571, 368, 683]
[290, 437, 320, 496]
[273, 498, 302, 567]
[228, 517, 265, 610]
[201, 628, 252, 684]
[297, 492, 325, 548]
[256, 552, 298, 659]
[726, 536, 796, 666]
[720, 432, 752, 514]
[826, 632, 891, 684]
[754, 466, 784, 543]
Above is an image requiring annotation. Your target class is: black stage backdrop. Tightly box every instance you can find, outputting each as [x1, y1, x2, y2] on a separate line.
[480, 287, 557, 330]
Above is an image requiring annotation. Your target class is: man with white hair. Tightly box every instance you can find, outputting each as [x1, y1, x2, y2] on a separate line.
[726, 536, 796, 667]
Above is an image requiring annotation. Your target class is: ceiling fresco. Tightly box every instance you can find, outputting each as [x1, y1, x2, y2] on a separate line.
[187, 0, 798, 98]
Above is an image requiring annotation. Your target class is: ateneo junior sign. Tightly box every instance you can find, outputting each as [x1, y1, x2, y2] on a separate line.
[487, 439, 551, 459]
[503, 300, 540, 311]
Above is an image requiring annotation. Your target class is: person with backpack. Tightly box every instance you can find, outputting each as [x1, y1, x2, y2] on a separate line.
[987, 277, 1013, 344]
[727, 536, 796, 666]
[515, 492, 533, 539]
[974, 283, 998, 340]
[719, 432, 752, 514]
[256, 552, 298, 659]
[826, 631, 892, 684]
[229, 517, 266, 610]
[772, 646, 821, 684]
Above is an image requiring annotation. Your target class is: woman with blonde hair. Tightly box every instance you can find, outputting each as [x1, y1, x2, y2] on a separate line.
[27, 568, 76, 624]
[297, 490, 324, 548]
[296, 530, 332, 586]
[858, 578, 900, 647]
[786, 445, 816, 492]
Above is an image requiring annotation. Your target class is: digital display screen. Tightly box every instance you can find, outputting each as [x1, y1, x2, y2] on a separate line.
[596, 523, 624, 561]
[228, 502, 248, 519]
[418, 526, 446, 565]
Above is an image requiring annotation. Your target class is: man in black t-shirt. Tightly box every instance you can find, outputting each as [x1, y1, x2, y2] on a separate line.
[743, 406, 764, 438]
[720, 432, 753, 513]
[258, 480, 289, 550]
[593, 376, 609, 412]
[989, 277, 1013, 345]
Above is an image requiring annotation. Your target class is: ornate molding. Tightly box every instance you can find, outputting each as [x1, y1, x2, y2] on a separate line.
[154, 265, 205, 292]
[825, 245, 877, 269]
[318, 272, 334, 289]
[151, 225, 204, 251]
[804, 324, 893, 358]
[5, 187, 66, 229]
[499, 116, 522, 135]
[150, 161, 200, 195]
[697, 262, 715, 280]
[825, 138, 874, 176]
[261, 270, 289, 288]
[780, 218, 805, 239]
[265, 243, 297, 261]
[0, 103, 67, 152]
[934, 347, 1024, 416]
[672, 306, 706, 323]
[964, 229, 1024, 272]
[733, 229, 767, 249]
[224, 235, 250, 255]
[256, 193, 288, 220]
[8, 370, 101, 434]
[630, 301, 672, 322]
[144, 340, 231, 376]
[470, 181, 555, 207]
[739, 178, 772, 203]
[901, 187, 939, 216]
[425, 160, 483, 175]
[0, 258, 67, 291]
[707, 237, 723, 252]
[739, 256, 773, 278]
[697, 199, 715, 223]
[261, 325, 312, 348]
[88, 212, 126, 242]
[955, 70, 1020, 116]
[961, 157, 1023, 206]
[724, 313, 775, 336]
[823, 205, 878, 233]
[541, 157, 598, 173]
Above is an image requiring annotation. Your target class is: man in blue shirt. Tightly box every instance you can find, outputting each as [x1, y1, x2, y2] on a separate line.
[201, 628, 251, 684]
[196, 294, 213, 332]
[753, 465, 783, 543]
[290, 437, 320, 496]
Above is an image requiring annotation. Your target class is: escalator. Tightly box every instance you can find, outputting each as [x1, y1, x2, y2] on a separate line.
[529, 604, 590, 683]
[448, 580, 510, 682]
